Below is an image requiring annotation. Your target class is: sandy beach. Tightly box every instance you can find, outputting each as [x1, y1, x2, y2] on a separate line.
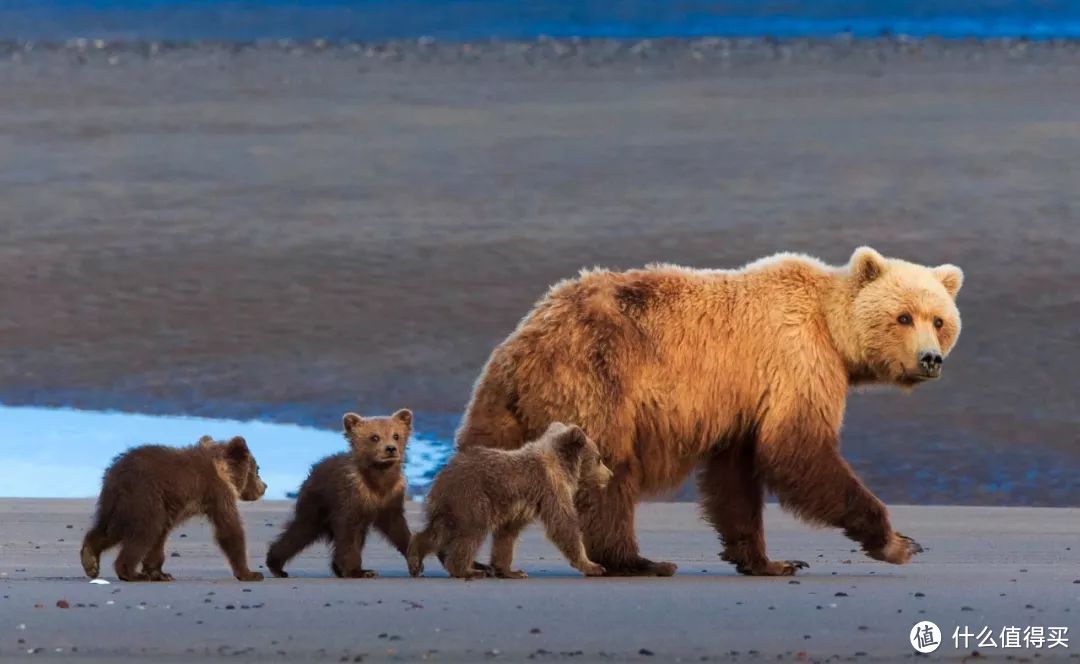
[0, 499, 1076, 661]
[0, 39, 1078, 505]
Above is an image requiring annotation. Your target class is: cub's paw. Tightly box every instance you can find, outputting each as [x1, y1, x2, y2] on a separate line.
[147, 570, 174, 582]
[867, 532, 923, 564]
[342, 569, 378, 579]
[407, 558, 424, 578]
[494, 568, 529, 579]
[237, 571, 265, 582]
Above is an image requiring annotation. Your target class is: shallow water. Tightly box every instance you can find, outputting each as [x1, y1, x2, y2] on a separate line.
[0, 405, 449, 498]
[2, 0, 1080, 41]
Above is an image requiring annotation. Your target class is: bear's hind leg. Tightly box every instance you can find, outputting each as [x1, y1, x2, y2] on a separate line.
[442, 530, 488, 580]
[80, 526, 116, 579]
[490, 520, 529, 579]
[114, 533, 154, 582]
[576, 469, 676, 577]
[141, 528, 174, 582]
[699, 446, 808, 576]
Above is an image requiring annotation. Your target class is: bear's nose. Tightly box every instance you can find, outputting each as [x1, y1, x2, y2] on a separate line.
[384, 445, 397, 456]
[919, 351, 943, 375]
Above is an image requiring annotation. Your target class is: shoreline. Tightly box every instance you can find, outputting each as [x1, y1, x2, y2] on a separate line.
[1, 500, 1076, 661]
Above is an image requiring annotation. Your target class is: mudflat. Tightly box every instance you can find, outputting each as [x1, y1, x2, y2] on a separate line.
[0, 40, 1078, 504]
[1, 499, 1077, 661]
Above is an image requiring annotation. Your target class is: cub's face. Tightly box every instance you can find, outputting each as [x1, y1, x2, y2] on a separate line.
[343, 408, 412, 470]
[548, 422, 614, 489]
[220, 436, 268, 501]
[848, 247, 963, 387]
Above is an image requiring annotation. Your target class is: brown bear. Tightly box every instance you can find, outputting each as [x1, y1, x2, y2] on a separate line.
[456, 247, 963, 576]
[80, 435, 267, 582]
[266, 409, 413, 579]
[408, 422, 613, 579]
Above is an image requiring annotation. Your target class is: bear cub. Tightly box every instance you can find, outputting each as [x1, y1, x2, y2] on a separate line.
[81, 435, 267, 582]
[408, 422, 613, 579]
[266, 409, 413, 578]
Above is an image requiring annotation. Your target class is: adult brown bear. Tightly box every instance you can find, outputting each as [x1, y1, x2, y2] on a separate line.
[456, 247, 963, 576]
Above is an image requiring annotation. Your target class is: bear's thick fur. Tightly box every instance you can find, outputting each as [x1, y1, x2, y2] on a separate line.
[457, 247, 963, 576]
[81, 436, 267, 582]
[408, 422, 613, 579]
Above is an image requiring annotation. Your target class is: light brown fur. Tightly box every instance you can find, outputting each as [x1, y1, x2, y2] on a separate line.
[266, 409, 413, 578]
[408, 422, 614, 579]
[80, 436, 267, 582]
[456, 247, 963, 576]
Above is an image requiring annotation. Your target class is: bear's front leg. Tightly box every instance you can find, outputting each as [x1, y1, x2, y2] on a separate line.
[699, 446, 809, 576]
[757, 421, 922, 565]
[331, 515, 377, 578]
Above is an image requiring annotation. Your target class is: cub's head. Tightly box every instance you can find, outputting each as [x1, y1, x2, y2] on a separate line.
[210, 436, 267, 501]
[548, 422, 614, 489]
[847, 246, 963, 388]
[343, 408, 412, 470]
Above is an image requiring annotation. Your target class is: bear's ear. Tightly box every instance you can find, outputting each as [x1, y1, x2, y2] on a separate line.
[556, 425, 587, 455]
[197, 435, 215, 449]
[850, 246, 887, 288]
[392, 408, 413, 428]
[342, 413, 363, 433]
[225, 436, 249, 460]
[933, 264, 963, 299]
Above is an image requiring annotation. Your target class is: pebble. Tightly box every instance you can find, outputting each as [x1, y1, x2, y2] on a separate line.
[639, 648, 655, 656]
[56, 600, 70, 609]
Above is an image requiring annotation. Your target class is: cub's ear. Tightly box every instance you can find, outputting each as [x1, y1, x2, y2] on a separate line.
[392, 408, 413, 428]
[850, 246, 886, 288]
[933, 264, 964, 299]
[342, 413, 363, 433]
[197, 435, 215, 448]
[225, 436, 249, 459]
[556, 425, 588, 455]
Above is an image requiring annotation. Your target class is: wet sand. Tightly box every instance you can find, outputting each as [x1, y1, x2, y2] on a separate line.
[1, 499, 1077, 661]
[0, 39, 1078, 504]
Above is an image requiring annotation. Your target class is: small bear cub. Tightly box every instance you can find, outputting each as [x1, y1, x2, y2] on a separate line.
[266, 409, 413, 578]
[81, 435, 267, 582]
[408, 422, 613, 579]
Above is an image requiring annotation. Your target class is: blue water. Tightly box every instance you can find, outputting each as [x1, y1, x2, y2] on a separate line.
[2, 0, 1080, 41]
[0, 405, 450, 498]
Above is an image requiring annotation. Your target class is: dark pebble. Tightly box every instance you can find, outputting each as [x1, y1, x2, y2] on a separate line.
[788, 580, 800, 584]
[639, 648, 654, 656]
[225, 605, 235, 610]
[530, 628, 541, 634]
[56, 600, 70, 609]
[962, 606, 974, 611]
[170, 552, 180, 558]
[835, 592, 848, 597]
[914, 592, 925, 598]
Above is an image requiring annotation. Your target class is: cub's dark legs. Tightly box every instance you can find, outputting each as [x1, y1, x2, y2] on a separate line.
[331, 512, 375, 578]
[114, 532, 155, 581]
[374, 507, 411, 558]
[209, 502, 263, 581]
[441, 530, 488, 579]
[490, 520, 529, 579]
[80, 526, 117, 579]
[141, 529, 174, 582]
[266, 520, 324, 578]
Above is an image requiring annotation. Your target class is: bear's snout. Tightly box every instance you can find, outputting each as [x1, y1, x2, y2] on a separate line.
[383, 445, 398, 457]
[918, 350, 943, 377]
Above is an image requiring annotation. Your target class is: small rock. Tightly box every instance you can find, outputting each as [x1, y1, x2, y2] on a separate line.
[835, 592, 848, 597]
[56, 600, 70, 609]
[914, 592, 925, 598]
[639, 648, 654, 656]
[170, 552, 181, 558]
[530, 628, 541, 634]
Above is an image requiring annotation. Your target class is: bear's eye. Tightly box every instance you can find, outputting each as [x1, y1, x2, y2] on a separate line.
[392, 433, 400, 441]
[897, 314, 913, 326]
[370, 434, 380, 444]
[934, 317, 944, 329]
